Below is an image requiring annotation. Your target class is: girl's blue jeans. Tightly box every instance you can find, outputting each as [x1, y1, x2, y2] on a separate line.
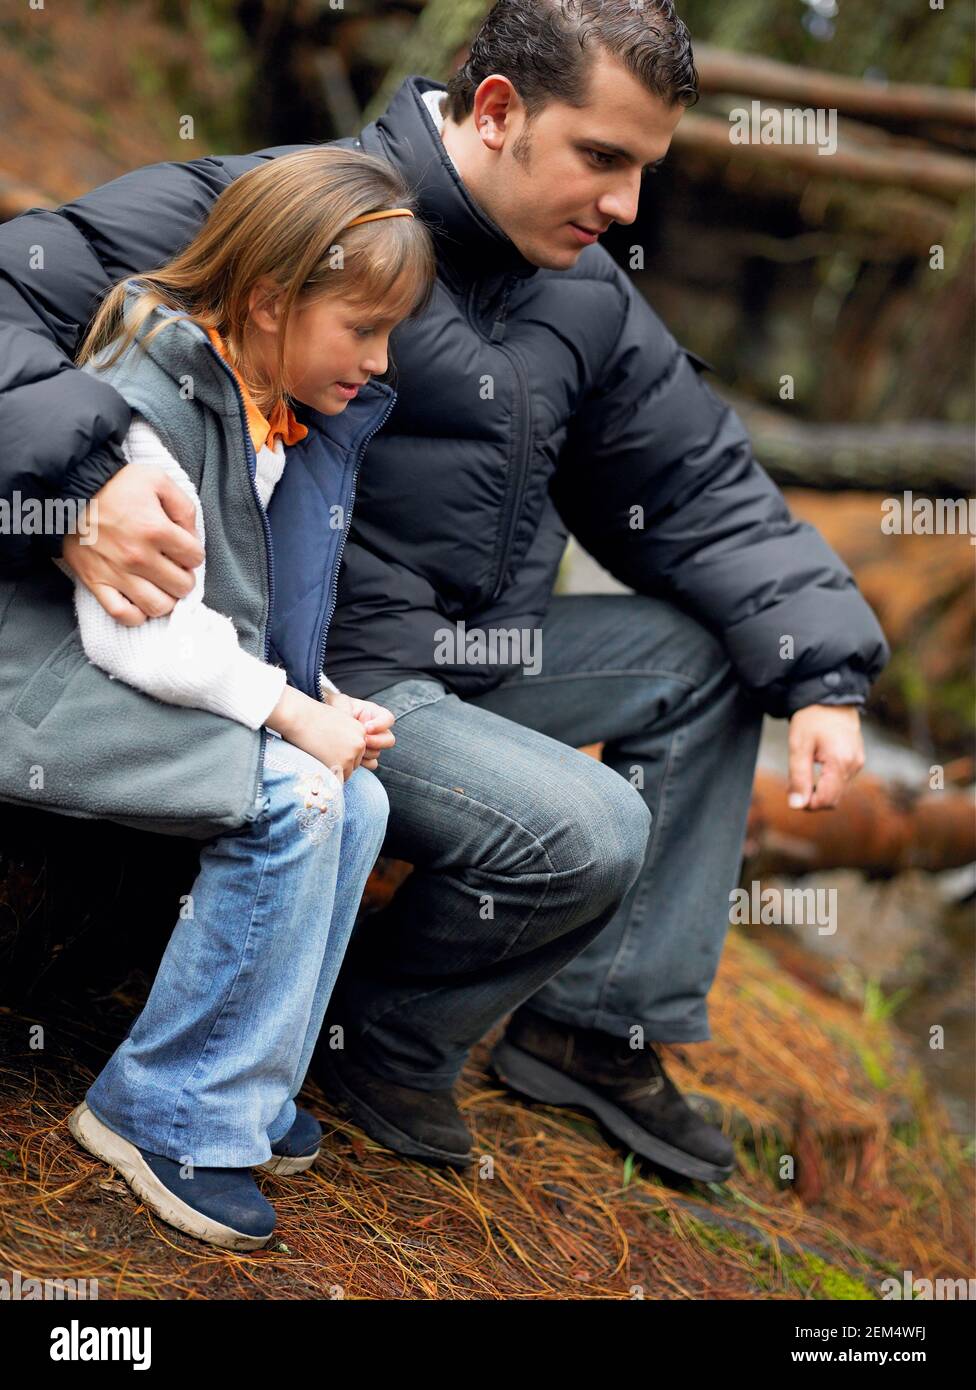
[85, 735, 389, 1167]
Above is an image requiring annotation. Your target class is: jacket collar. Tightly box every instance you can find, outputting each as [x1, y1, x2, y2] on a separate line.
[116, 281, 395, 453]
[361, 76, 539, 285]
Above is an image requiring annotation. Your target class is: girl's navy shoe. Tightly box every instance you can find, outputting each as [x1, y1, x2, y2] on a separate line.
[68, 1101, 276, 1250]
[259, 1106, 323, 1176]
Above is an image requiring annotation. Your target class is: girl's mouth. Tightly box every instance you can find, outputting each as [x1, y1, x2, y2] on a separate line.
[334, 381, 361, 400]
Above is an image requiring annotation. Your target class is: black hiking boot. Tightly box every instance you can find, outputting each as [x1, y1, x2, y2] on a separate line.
[490, 1004, 735, 1183]
[312, 1043, 473, 1169]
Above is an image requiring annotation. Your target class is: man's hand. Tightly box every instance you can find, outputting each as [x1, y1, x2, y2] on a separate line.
[787, 705, 865, 811]
[60, 465, 204, 625]
[323, 690, 396, 771]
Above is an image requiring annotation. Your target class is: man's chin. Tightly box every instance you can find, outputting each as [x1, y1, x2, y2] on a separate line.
[523, 239, 587, 272]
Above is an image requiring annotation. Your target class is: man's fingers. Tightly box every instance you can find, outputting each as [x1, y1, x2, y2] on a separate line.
[154, 479, 205, 569]
[808, 761, 844, 810]
[93, 584, 148, 627]
[115, 575, 181, 621]
[159, 526, 205, 572]
[787, 731, 815, 809]
[139, 551, 198, 599]
[155, 474, 200, 534]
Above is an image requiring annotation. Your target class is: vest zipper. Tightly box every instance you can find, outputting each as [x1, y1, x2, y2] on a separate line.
[317, 390, 397, 692]
[206, 345, 274, 808]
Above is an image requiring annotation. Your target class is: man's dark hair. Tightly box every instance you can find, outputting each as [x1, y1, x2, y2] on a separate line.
[445, 0, 699, 125]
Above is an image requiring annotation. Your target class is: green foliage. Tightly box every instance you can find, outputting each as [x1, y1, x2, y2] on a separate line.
[679, 0, 974, 87]
[863, 979, 912, 1024]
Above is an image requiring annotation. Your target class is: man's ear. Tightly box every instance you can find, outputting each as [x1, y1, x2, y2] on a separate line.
[471, 75, 520, 150]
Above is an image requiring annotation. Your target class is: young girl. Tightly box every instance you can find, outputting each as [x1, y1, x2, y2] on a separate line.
[47, 147, 435, 1250]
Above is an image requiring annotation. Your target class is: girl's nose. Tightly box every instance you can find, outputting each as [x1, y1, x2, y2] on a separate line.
[364, 352, 387, 377]
[363, 334, 390, 377]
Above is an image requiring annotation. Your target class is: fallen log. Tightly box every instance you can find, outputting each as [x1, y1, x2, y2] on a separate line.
[719, 393, 976, 494]
[745, 770, 976, 877]
[358, 763, 974, 922]
[694, 43, 976, 129]
[672, 112, 975, 200]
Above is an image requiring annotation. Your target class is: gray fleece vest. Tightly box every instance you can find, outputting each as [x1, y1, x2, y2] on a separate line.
[0, 291, 284, 838]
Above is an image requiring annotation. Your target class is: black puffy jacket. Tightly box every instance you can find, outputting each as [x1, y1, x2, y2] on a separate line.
[0, 76, 888, 716]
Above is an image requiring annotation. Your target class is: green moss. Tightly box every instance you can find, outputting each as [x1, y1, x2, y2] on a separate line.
[787, 1251, 877, 1300]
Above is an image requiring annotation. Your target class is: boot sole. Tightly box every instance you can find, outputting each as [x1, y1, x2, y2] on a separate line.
[316, 1051, 473, 1169]
[490, 1040, 735, 1184]
[257, 1148, 321, 1177]
[68, 1103, 275, 1251]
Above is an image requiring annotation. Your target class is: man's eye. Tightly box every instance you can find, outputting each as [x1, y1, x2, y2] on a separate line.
[586, 149, 615, 169]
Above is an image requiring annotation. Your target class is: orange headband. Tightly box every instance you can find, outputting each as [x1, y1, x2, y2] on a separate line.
[346, 208, 415, 228]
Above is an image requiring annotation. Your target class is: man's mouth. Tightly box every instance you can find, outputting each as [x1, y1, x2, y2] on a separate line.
[568, 222, 606, 245]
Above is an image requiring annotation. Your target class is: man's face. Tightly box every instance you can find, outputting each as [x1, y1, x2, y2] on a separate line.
[468, 50, 685, 270]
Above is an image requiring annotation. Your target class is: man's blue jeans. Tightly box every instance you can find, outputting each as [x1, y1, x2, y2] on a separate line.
[85, 739, 389, 1167]
[324, 594, 763, 1089]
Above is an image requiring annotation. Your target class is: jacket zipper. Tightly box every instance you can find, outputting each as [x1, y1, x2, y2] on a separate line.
[206, 344, 274, 808]
[317, 391, 397, 691]
[479, 275, 532, 603]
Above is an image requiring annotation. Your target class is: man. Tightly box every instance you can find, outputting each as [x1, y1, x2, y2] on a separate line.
[0, 0, 888, 1183]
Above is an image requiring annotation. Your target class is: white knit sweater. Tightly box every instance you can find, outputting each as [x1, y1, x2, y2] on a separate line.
[56, 416, 340, 729]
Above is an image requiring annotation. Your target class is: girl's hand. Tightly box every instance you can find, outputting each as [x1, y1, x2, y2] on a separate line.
[323, 691, 396, 770]
[268, 686, 366, 781]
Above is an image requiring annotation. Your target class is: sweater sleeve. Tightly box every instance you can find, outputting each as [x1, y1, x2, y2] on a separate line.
[318, 672, 342, 698]
[58, 418, 287, 729]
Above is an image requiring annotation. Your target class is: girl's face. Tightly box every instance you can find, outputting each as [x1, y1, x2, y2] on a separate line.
[246, 277, 411, 416]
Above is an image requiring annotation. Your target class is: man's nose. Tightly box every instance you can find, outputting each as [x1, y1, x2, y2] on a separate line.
[596, 174, 642, 227]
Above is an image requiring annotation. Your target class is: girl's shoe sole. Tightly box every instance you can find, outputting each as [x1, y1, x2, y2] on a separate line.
[257, 1149, 321, 1177]
[67, 1102, 274, 1251]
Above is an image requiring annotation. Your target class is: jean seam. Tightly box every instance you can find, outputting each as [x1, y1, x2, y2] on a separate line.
[374, 762, 559, 878]
[354, 764, 564, 1040]
[489, 667, 701, 692]
[593, 724, 681, 1021]
[162, 812, 276, 1159]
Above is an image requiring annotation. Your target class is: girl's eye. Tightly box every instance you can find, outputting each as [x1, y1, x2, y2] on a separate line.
[355, 326, 375, 339]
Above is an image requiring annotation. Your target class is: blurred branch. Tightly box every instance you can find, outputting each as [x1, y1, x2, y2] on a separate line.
[365, 0, 490, 122]
[695, 44, 976, 128]
[721, 390, 975, 493]
[673, 113, 975, 199]
[314, 48, 363, 138]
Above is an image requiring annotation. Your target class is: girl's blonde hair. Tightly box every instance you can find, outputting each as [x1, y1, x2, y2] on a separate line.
[76, 147, 436, 417]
